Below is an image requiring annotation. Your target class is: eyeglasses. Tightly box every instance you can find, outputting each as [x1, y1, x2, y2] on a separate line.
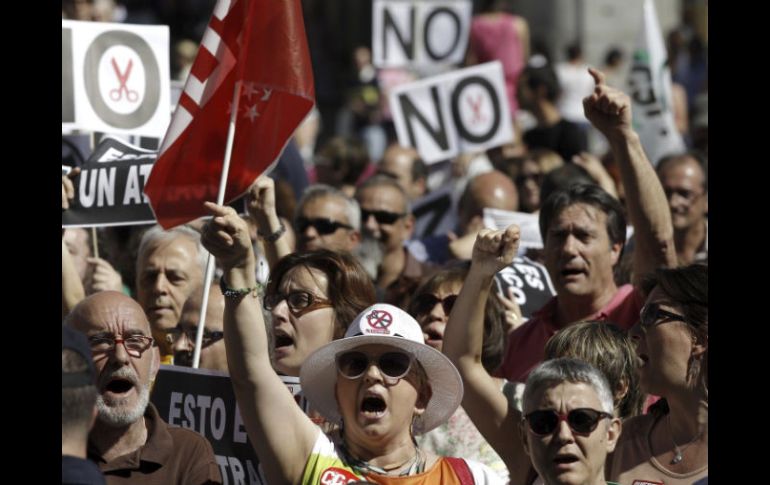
[164, 325, 224, 348]
[413, 294, 458, 316]
[639, 302, 686, 331]
[263, 290, 333, 317]
[361, 209, 406, 225]
[295, 217, 353, 236]
[515, 172, 543, 186]
[89, 334, 154, 358]
[523, 408, 613, 435]
[336, 350, 413, 383]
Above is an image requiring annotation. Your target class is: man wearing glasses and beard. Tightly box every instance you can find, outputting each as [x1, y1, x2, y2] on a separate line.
[65, 291, 221, 484]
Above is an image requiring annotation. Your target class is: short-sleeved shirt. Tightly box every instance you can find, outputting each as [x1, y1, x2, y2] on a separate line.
[301, 430, 504, 485]
[88, 403, 222, 484]
[498, 284, 644, 382]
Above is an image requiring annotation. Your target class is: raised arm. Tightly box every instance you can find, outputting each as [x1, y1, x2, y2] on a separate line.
[583, 68, 677, 286]
[62, 169, 85, 316]
[442, 225, 533, 484]
[200, 202, 316, 485]
[245, 177, 292, 269]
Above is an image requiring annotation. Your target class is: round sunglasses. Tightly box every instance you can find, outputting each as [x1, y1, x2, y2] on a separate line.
[336, 350, 413, 383]
[523, 408, 613, 435]
[413, 294, 458, 316]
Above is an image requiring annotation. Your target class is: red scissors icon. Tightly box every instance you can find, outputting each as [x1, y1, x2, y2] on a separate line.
[109, 58, 138, 102]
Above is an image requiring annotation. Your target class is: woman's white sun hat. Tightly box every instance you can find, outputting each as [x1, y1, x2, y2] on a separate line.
[299, 303, 464, 434]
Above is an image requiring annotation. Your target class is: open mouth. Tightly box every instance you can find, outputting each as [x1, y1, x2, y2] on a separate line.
[174, 351, 193, 367]
[553, 455, 579, 465]
[423, 328, 443, 343]
[561, 268, 585, 277]
[360, 395, 387, 419]
[273, 330, 294, 349]
[105, 378, 134, 395]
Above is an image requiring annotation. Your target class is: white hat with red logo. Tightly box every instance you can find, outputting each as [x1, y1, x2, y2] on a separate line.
[299, 303, 463, 434]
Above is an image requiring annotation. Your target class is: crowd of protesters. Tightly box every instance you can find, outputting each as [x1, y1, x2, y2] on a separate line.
[63, 1, 707, 484]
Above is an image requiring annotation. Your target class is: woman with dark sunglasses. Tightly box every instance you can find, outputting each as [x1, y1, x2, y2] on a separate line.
[199, 202, 503, 484]
[521, 358, 622, 485]
[608, 264, 707, 484]
[408, 263, 510, 481]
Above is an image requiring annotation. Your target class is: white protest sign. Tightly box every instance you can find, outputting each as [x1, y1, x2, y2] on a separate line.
[627, 0, 684, 166]
[390, 61, 513, 164]
[483, 208, 542, 250]
[62, 20, 170, 137]
[373, 0, 472, 68]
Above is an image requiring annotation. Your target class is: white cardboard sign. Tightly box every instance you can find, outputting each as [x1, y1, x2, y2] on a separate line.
[62, 20, 170, 138]
[373, 0, 471, 68]
[390, 61, 513, 164]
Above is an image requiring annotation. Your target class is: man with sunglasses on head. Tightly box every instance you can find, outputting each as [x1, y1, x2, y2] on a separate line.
[521, 358, 622, 485]
[497, 67, 678, 384]
[65, 291, 222, 484]
[355, 174, 435, 309]
[169, 284, 228, 372]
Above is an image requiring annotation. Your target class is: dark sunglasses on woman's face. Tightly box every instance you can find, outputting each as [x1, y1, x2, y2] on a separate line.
[639, 302, 686, 331]
[336, 350, 413, 381]
[523, 408, 613, 435]
[413, 294, 458, 316]
[361, 209, 405, 225]
[294, 217, 353, 235]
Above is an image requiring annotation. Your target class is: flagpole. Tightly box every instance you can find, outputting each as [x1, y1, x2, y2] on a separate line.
[193, 80, 243, 369]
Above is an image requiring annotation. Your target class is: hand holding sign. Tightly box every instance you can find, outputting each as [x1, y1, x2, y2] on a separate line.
[62, 167, 81, 211]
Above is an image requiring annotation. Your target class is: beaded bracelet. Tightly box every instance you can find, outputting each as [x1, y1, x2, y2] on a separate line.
[257, 222, 286, 243]
[219, 276, 263, 299]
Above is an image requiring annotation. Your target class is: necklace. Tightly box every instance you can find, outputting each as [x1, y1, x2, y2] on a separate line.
[667, 414, 702, 465]
[339, 441, 426, 477]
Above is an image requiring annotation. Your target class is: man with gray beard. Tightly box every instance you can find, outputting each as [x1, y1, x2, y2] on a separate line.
[66, 291, 221, 484]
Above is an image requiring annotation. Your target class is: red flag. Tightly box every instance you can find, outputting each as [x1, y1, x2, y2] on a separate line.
[144, 0, 315, 228]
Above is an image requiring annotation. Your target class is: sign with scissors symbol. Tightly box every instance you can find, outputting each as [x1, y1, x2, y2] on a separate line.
[110, 57, 138, 102]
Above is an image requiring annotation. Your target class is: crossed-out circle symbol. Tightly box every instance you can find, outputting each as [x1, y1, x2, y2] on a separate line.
[366, 310, 393, 329]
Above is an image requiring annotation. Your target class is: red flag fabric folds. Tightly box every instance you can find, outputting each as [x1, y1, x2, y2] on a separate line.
[145, 0, 315, 228]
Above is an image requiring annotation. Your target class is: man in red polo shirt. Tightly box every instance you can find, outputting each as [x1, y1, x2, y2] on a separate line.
[499, 68, 678, 383]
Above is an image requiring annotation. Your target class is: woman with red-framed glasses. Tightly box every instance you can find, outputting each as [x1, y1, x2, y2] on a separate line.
[408, 262, 511, 482]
